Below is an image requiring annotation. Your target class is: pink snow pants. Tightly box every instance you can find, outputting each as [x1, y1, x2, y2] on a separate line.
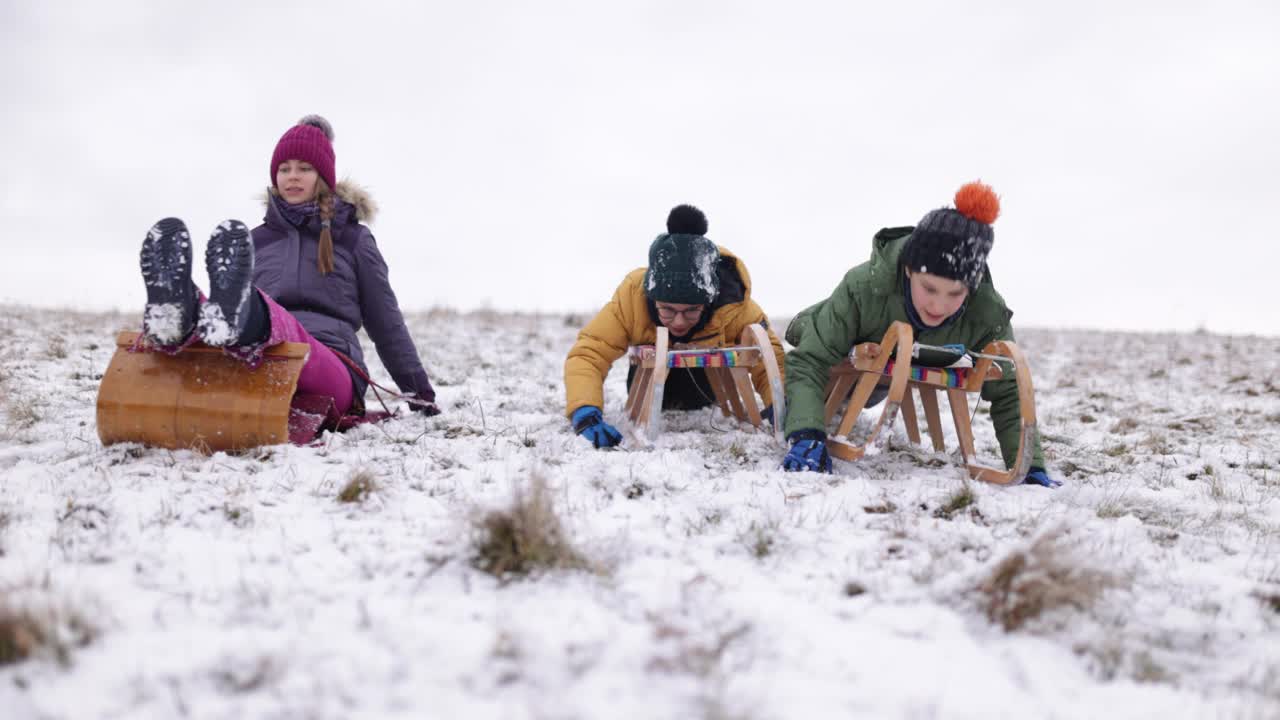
[258, 292, 355, 415]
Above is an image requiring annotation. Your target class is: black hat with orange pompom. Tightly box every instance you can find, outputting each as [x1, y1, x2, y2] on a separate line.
[900, 181, 1001, 290]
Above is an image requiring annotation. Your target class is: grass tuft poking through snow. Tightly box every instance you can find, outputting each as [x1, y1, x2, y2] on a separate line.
[2, 384, 41, 436]
[934, 481, 977, 520]
[471, 473, 592, 579]
[45, 335, 68, 359]
[738, 518, 781, 559]
[337, 470, 378, 503]
[977, 524, 1126, 632]
[1255, 589, 1280, 615]
[0, 589, 98, 667]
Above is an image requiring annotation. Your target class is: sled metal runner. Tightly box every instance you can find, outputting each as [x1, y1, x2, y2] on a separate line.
[626, 323, 785, 444]
[96, 331, 310, 452]
[822, 321, 1038, 485]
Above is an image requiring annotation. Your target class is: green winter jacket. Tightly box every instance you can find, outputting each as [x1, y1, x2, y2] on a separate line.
[783, 227, 1044, 469]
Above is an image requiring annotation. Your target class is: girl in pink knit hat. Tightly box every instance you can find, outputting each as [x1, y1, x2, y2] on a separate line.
[136, 115, 439, 439]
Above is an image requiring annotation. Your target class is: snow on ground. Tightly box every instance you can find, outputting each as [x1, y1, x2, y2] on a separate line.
[0, 304, 1277, 719]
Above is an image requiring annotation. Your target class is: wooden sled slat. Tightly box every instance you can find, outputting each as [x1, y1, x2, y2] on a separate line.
[706, 365, 736, 418]
[731, 367, 761, 425]
[744, 324, 786, 441]
[828, 321, 913, 463]
[96, 331, 310, 452]
[919, 386, 947, 452]
[899, 385, 921, 445]
[962, 341, 1038, 485]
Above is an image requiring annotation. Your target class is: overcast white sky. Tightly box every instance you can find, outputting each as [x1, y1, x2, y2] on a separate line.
[3, 0, 1278, 336]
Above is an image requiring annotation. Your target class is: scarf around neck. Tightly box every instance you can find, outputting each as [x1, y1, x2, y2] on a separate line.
[271, 192, 321, 229]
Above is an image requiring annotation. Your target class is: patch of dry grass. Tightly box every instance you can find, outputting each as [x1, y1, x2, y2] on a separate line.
[1140, 433, 1173, 456]
[862, 500, 897, 515]
[1096, 501, 1130, 520]
[471, 473, 593, 579]
[1254, 589, 1280, 615]
[646, 618, 752, 678]
[211, 655, 282, 694]
[737, 518, 780, 559]
[1103, 443, 1130, 458]
[977, 524, 1127, 632]
[1110, 417, 1140, 433]
[54, 501, 113, 563]
[934, 483, 976, 520]
[3, 395, 41, 434]
[0, 591, 98, 667]
[0, 359, 30, 436]
[0, 507, 10, 556]
[726, 441, 750, 465]
[337, 470, 378, 504]
[685, 508, 725, 537]
[46, 335, 68, 359]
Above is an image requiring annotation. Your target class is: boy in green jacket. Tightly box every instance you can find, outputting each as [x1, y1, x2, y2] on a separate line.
[781, 181, 1057, 487]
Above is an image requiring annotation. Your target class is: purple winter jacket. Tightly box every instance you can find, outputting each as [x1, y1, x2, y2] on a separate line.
[250, 181, 434, 408]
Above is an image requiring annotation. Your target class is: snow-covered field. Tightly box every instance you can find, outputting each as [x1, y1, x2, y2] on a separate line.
[1, 304, 1278, 719]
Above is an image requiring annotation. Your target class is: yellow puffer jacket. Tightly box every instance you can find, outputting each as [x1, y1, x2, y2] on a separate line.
[564, 247, 786, 417]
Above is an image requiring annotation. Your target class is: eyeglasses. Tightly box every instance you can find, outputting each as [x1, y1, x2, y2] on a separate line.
[655, 304, 705, 322]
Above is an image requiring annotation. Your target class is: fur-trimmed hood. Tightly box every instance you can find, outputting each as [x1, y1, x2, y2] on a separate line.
[263, 179, 378, 224]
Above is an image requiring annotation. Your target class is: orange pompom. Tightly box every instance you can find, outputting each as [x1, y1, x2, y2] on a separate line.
[954, 181, 1000, 225]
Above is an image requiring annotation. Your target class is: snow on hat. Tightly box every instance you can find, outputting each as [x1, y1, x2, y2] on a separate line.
[270, 115, 336, 191]
[644, 205, 720, 306]
[900, 181, 1000, 289]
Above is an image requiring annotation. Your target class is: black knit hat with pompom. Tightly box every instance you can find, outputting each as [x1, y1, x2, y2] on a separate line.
[644, 205, 720, 305]
[900, 181, 1000, 289]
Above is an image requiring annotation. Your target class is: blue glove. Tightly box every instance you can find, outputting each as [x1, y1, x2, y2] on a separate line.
[1024, 467, 1062, 488]
[571, 406, 622, 449]
[782, 430, 832, 473]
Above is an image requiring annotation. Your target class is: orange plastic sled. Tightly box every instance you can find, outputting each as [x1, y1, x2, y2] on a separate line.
[96, 331, 309, 452]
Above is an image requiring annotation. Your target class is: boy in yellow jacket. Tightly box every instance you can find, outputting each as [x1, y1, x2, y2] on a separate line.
[564, 205, 786, 448]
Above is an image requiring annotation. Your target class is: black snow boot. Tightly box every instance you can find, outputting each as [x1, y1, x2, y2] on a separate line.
[140, 217, 198, 345]
[198, 220, 265, 347]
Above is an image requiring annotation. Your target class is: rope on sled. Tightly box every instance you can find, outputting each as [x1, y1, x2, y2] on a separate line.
[329, 347, 434, 416]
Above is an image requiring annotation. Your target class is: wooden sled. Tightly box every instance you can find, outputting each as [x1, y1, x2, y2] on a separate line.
[625, 323, 785, 444]
[96, 331, 310, 453]
[822, 321, 1038, 485]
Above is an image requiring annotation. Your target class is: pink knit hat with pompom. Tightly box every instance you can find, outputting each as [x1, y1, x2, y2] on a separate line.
[270, 115, 336, 190]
